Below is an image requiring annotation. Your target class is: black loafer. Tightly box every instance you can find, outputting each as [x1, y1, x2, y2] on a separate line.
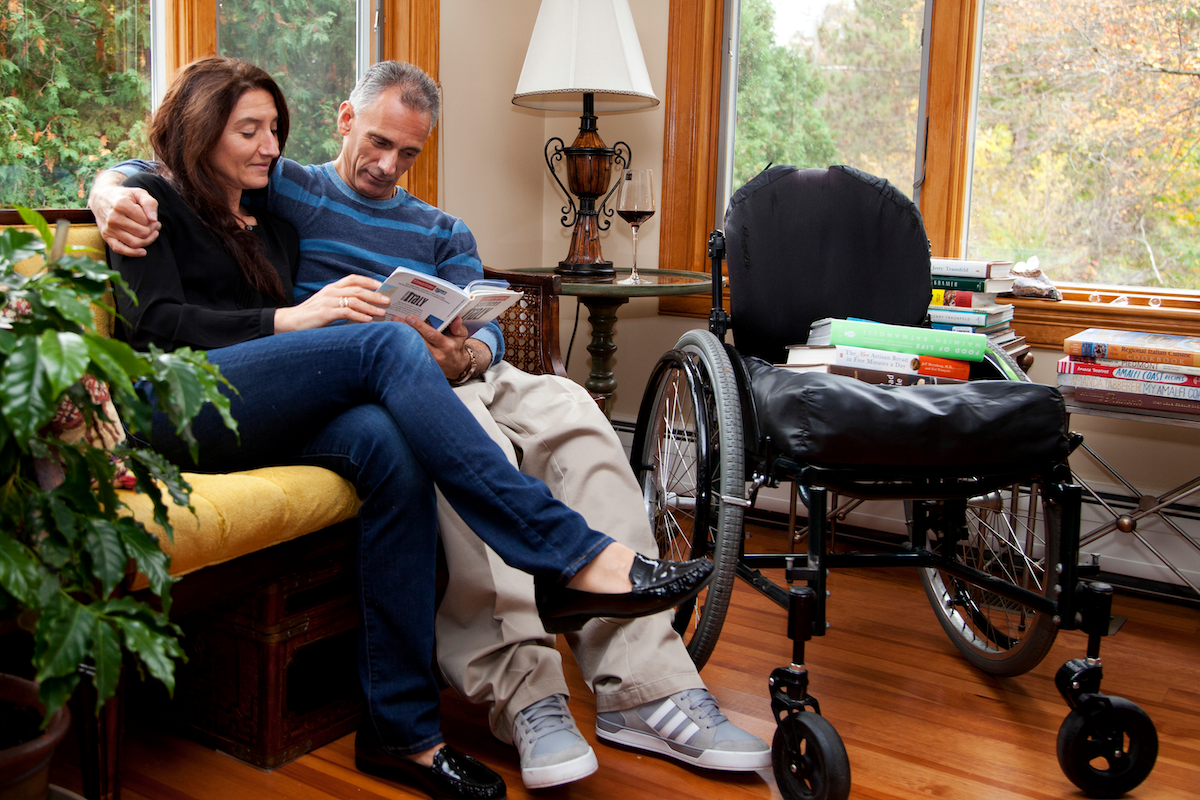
[534, 553, 714, 633]
[355, 731, 506, 800]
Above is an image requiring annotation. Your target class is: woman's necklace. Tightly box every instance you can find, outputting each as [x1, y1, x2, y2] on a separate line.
[237, 207, 257, 231]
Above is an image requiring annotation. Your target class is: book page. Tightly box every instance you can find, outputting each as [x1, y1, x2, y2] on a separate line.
[377, 268, 469, 331]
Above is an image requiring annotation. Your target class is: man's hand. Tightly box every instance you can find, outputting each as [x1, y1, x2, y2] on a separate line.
[88, 171, 161, 257]
[404, 315, 492, 382]
[274, 275, 389, 333]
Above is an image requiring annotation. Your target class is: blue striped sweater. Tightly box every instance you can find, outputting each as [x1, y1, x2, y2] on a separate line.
[113, 158, 504, 364]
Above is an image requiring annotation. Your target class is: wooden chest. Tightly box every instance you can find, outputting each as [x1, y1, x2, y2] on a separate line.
[167, 544, 363, 769]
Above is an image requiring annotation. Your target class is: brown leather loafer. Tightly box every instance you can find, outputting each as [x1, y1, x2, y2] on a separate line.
[355, 731, 506, 800]
[534, 553, 714, 633]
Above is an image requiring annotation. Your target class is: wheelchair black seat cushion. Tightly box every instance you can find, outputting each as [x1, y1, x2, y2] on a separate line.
[746, 358, 1071, 472]
[725, 164, 932, 365]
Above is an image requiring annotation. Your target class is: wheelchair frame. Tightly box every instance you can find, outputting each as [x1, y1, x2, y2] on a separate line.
[628, 230, 1159, 800]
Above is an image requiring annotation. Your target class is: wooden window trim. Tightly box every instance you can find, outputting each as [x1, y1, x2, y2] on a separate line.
[654, 0, 1200, 345]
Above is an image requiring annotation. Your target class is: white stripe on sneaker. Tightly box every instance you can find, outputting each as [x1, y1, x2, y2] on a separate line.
[658, 710, 690, 739]
[644, 699, 675, 728]
[674, 722, 701, 743]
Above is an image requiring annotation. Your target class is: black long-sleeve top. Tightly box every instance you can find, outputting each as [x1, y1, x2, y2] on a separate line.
[109, 172, 300, 352]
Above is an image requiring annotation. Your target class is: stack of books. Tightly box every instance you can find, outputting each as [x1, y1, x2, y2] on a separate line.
[1060, 328, 1200, 416]
[928, 257, 1027, 360]
[788, 318, 987, 386]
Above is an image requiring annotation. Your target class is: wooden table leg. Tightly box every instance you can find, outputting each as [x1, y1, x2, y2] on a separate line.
[579, 296, 628, 414]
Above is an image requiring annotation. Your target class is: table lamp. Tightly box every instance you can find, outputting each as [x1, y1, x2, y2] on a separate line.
[513, 0, 660, 281]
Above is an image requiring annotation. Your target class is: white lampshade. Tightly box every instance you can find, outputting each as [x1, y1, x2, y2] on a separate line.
[512, 0, 659, 113]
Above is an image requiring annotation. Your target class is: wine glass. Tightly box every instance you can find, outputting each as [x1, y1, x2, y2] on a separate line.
[617, 169, 655, 285]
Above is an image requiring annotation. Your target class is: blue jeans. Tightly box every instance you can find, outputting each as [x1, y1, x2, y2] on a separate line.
[140, 323, 614, 755]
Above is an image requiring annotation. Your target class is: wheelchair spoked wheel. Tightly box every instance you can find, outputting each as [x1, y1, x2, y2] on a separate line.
[919, 342, 1061, 677]
[772, 712, 851, 800]
[630, 329, 745, 669]
[919, 482, 1061, 677]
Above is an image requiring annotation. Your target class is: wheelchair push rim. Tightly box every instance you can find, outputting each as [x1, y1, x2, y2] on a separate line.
[630, 329, 745, 670]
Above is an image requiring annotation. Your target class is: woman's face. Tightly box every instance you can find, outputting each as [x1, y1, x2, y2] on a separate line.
[210, 88, 280, 199]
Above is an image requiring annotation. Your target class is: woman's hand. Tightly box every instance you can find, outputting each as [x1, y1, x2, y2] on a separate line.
[273, 274, 389, 333]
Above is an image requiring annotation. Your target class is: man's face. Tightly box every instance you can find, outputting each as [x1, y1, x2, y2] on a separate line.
[333, 88, 432, 201]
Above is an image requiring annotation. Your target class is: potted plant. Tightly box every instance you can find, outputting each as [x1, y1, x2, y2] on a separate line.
[0, 209, 233, 796]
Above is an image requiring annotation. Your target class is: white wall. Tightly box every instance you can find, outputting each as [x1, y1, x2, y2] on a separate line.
[437, 1, 1200, 591]
[440, 0, 696, 420]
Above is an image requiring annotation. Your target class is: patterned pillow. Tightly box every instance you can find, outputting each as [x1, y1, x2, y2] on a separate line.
[44, 373, 137, 490]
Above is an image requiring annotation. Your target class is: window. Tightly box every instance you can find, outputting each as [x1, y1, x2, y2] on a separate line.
[1, 0, 154, 208]
[658, 0, 1200, 344]
[217, 0, 359, 168]
[0, 0, 439, 214]
[729, 0, 925, 205]
[969, 1, 1200, 292]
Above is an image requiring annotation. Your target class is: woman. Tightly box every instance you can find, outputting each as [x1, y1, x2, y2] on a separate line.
[109, 57, 709, 800]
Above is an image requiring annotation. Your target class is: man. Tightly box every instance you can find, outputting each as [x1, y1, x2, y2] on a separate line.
[91, 60, 770, 791]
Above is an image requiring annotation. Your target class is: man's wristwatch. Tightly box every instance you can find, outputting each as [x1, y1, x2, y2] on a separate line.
[451, 343, 478, 386]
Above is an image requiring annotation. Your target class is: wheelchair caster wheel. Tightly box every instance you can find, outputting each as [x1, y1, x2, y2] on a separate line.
[1056, 696, 1157, 798]
[772, 712, 850, 800]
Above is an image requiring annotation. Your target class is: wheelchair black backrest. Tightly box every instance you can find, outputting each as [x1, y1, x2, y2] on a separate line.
[724, 164, 933, 364]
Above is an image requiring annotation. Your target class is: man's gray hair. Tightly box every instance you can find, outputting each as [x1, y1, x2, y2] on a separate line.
[347, 61, 442, 127]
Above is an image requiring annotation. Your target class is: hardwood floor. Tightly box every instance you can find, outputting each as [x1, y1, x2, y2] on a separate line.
[51, 525, 1200, 800]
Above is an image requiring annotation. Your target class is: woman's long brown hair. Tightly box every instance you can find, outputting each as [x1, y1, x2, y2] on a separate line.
[150, 57, 290, 301]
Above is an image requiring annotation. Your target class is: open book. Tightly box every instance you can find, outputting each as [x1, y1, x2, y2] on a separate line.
[375, 266, 523, 335]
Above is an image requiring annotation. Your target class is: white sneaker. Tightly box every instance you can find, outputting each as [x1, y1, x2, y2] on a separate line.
[512, 694, 598, 788]
[596, 689, 771, 771]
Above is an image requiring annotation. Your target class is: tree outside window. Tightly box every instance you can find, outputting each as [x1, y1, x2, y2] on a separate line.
[1, 0, 152, 208]
[970, 0, 1200, 290]
[217, 0, 355, 169]
[732, 0, 924, 200]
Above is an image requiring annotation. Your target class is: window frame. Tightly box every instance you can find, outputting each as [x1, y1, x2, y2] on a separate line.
[655, 0, 1200, 346]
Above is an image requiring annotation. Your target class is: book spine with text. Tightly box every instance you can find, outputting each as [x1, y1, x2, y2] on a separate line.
[926, 305, 1011, 325]
[1056, 373, 1200, 401]
[1072, 387, 1200, 416]
[1068, 355, 1200, 377]
[826, 319, 987, 361]
[829, 364, 966, 386]
[930, 275, 1013, 292]
[930, 257, 1012, 278]
[1057, 357, 1200, 387]
[835, 345, 971, 380]
[930, 288, 997, 307]
[1063, 334, 1200, 367]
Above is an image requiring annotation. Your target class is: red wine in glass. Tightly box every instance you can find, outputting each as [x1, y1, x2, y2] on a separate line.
[617, 169, 655, 285]
[617, 209, 655, 227]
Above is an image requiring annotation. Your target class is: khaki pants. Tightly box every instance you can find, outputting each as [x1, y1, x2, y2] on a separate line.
[435, 362, 703, 743]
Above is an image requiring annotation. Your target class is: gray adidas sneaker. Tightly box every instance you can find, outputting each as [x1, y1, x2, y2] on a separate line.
[596, 688, 771, 771]
[511, 694, 599, 788]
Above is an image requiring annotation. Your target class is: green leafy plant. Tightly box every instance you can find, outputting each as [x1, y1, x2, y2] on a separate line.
[0, 208, 235, 724]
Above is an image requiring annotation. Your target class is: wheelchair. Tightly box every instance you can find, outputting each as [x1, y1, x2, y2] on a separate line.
[629, 165, 1158, 800]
